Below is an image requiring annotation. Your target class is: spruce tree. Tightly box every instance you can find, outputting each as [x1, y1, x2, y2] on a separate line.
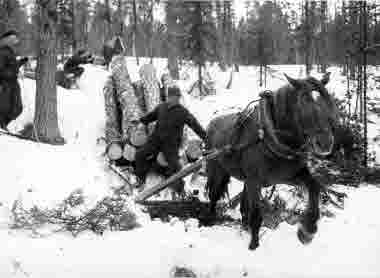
[181, 1, 217, 95]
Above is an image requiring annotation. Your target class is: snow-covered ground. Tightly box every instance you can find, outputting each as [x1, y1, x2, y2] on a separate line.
[1, 59, 380, 278]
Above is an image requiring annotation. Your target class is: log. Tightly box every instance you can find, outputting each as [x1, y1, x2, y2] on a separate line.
[135, 146, 231, 202]
[106, 142, 123, 160]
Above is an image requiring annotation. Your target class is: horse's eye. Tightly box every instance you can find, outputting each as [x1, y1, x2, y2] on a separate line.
[311, 90, 321, 102]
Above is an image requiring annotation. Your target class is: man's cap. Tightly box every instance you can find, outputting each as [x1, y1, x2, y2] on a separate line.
[0, 30, 18, 40]
[168, 86, 182, 97]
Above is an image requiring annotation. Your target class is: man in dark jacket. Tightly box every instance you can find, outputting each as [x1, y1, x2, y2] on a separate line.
[0, 30, 28, 129]
[135, 86, 207, 191]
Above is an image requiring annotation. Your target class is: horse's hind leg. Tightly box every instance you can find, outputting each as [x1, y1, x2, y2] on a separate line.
[245, 177, 263, 250]
[294, 167, 321, 244]
[240, 185, 248, 228]
[206, 160, 230, 217]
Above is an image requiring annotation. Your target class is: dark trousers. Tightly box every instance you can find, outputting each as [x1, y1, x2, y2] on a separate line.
[0, 81, 22, 129]
[135, 137, 184, 192]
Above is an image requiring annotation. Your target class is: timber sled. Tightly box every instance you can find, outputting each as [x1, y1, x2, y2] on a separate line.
[106, 144, 241, 222]
[132, 145, 244, 222]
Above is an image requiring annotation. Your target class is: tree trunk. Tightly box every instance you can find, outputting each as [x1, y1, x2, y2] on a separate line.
[166, 1, 179, 79]
[132, 0, 139, 65]
[105, 0, 113, 41]
[320, 0, 327, 73]
[72, 0, 78, 52]
[34, 0, 64, 145]
[83, 0, 90, 48]
[304, 0, 312, 75]
[224, 1, 233, 67]
[215, 0, 226, 71]
[348, 1, 357, 80]
[148, 1, 154, 64]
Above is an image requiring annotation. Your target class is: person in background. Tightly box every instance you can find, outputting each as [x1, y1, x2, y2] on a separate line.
[159, 73, 172, 102]
[135, 86, 207, 194]
[102, 36, 125, 68]
[0, 30, 28, 130]
[63, 49, 94, 80]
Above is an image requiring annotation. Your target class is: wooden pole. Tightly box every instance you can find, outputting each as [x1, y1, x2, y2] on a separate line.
[135, 147, 231, 202]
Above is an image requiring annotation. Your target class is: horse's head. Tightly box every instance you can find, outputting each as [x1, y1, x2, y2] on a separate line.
[282, 73, 339, 157]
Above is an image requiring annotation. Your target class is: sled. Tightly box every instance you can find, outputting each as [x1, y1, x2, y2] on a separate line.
[139, 199, 238, 224]
[135, 145, 232, 203]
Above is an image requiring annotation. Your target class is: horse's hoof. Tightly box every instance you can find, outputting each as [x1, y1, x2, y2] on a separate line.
[248, 240, 259, 250]
[297, 225, 315, 245]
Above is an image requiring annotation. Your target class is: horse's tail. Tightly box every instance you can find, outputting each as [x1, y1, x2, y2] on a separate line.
[205, 159, 230, 202]
[205, 116, 232, 203]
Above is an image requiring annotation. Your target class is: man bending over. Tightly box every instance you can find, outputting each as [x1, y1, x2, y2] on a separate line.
[135, 86, 207, 193]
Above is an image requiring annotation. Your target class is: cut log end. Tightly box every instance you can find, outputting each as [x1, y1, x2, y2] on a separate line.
[107, 142, 123, 160]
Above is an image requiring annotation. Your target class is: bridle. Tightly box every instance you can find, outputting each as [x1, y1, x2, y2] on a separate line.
[232, 89, 312, 161]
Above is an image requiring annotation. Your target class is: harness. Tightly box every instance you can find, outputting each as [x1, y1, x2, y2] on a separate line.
[231, 90, 309, 161]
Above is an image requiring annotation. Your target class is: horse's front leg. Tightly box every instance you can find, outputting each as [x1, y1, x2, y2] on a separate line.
[294, 167, 321, 244]
[245, 177, 263, 250]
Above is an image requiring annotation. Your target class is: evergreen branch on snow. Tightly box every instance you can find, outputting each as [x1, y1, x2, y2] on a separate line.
[10, 186, 140, 236]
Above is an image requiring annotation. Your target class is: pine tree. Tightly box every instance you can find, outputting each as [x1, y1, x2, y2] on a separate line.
[132, 0, 139, 65]
[245, 2, 276, 85]
[34, 0, 64, 144]
[165, 0, 182, 79]
[181, 1, 218, 95]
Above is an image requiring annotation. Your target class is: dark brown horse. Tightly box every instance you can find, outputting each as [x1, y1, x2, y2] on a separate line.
[205, 73, 339, 250]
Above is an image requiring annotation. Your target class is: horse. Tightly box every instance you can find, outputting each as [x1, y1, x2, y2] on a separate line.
[205, 73, 339, 250]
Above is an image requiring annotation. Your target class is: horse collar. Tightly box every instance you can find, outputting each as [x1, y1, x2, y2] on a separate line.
[258, 94, 307, 161]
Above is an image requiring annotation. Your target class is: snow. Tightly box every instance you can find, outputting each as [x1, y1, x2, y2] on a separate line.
[1, 60, 380, 277]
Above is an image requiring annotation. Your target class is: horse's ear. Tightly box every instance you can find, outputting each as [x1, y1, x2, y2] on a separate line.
[321, 72, 331, 86]
[284, 73, 302, 89]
